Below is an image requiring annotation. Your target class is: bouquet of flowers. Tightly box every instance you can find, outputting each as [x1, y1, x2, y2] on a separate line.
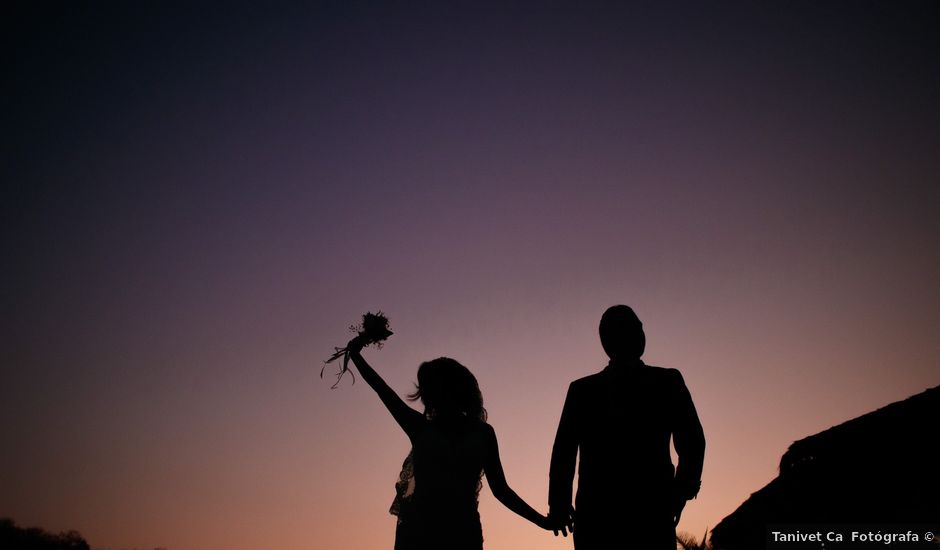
[322, 311, 393, 388]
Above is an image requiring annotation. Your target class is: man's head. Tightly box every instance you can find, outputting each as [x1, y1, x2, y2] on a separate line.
[599, 305, 645, 360]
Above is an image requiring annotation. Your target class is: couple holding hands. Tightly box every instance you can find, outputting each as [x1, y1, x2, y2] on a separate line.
[344, 305, 705, 550]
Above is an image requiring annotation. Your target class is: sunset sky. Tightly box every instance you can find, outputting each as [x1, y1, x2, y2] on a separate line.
[4, 2, 939, 549]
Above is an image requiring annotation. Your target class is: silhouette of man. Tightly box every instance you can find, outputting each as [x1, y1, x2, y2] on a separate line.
[549, 305, 705, 549]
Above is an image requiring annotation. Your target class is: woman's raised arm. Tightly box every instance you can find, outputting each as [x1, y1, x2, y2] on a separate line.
[346, 338, 423, 436]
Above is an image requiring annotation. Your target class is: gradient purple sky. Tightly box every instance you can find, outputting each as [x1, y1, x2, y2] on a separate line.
[4, 3, 939, 549]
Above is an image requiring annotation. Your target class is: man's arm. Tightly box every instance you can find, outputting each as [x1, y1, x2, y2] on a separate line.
[548, 382, 579, 536]
[671, 370, 705, 523]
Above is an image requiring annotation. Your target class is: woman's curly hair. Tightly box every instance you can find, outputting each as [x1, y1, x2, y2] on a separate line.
[408, 357, 487, 421]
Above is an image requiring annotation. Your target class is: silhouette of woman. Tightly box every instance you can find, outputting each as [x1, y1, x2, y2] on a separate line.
[346, 336, 553, 550]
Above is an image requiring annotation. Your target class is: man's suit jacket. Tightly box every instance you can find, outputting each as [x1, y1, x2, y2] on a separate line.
[549, 361, 705, 522]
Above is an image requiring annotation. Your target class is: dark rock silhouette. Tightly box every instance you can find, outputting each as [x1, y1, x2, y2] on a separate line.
[711, 385, 940, 550]
[549, 305, 706, 549]
[0, 518, 89, 550]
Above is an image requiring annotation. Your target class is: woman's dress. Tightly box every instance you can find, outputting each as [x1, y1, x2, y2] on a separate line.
[390, 416, 488, 550]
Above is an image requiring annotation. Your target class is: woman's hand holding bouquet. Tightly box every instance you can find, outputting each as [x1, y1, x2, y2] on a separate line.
[322, 311, 392, 388]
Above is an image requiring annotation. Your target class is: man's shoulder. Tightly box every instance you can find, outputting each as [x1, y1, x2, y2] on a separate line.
[569, 371, 605, 388]
[567, 365, 686, 393]
[582, 365, 687, 385]
[566, 370, 613, 396]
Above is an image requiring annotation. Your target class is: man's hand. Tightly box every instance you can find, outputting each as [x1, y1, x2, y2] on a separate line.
[548, 505, 575, 537]
[672, 492, 687, 526]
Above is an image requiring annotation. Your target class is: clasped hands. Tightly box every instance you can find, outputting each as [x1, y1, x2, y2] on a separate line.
[544, 506, 575, 537]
